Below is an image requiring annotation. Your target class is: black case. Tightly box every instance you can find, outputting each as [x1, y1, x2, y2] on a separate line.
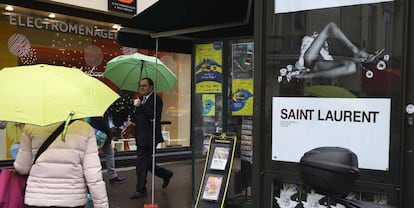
[300, 147, 360, 196]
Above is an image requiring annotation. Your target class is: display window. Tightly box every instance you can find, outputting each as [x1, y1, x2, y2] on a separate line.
[263, 0, 403, 206]
[0, 4, 191, 160]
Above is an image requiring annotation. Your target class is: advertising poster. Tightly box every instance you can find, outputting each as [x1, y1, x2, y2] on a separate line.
[202, 174, 223, 201]
[272, 97, 391, 171]
[275, 0, 394, 14]
[232, 42, 254, 79]
[232, 79, 254, 116]
[3, 12, 126, 90]
[210, 146, 230, 170]
[202, 94, 216, 116]
[273, 183, 302, 208]
[194, 42, 223, 94]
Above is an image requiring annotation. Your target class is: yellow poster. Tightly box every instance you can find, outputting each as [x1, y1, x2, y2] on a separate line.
[202, 94, 216, 116]
[232, 79, 254, 116]
[194, 42, 223, 93]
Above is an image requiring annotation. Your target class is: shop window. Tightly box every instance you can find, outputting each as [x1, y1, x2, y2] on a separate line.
[0, 4, 191, 159]
[265, 1, 403, 206]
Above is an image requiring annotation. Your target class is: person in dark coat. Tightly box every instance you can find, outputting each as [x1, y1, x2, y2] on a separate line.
[107, 90, 134, 135]
[88, 114, 126, 183]
[129, 78, 173, 200]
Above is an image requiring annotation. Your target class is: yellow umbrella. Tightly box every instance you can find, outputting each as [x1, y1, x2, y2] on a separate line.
[0, 64, 119, 126]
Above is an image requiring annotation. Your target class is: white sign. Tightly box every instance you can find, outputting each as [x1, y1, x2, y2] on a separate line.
[272, 97, 391, 170]
[9, 15, 117, 40]
[275, 0, 393, 14]
[48, 0, 157, 14]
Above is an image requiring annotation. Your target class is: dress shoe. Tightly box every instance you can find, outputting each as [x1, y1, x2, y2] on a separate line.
[129, 191, 147, 199]
[162, 172, 173, 189]
[109, 176, 126, 184]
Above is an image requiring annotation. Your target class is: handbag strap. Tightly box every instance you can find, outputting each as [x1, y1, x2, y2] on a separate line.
[33, 120, 75, 164]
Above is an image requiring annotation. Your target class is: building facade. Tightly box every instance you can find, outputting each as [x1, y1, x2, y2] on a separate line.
[1, 0, 414, 207]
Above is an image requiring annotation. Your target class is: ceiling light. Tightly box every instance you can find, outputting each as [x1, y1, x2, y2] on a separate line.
[5, 5, 14, 11]
[48, 13, 56, 18]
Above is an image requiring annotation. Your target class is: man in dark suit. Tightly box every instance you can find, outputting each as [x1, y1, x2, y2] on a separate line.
[129, 78, 173, 200]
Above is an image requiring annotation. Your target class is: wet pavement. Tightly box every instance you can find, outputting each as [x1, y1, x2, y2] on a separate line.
[102, 159, 235, 208]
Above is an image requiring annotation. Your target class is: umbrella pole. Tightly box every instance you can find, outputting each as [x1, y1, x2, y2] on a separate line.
[138, 61, 145, 92]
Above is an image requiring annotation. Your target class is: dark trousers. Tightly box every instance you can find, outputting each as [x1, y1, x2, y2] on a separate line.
[135, 145, 172, 193]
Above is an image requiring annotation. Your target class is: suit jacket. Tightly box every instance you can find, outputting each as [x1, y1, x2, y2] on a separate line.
[132, 93, 164, 147]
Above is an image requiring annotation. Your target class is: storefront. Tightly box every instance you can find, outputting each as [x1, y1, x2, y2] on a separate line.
[2, 0, 414, 207]
[132, 0, 412, 206]
[253, 0, 413, 207]
[0, 3, 191, 162]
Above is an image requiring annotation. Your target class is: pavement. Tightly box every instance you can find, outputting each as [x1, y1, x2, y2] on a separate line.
[102, 159, 210, 208]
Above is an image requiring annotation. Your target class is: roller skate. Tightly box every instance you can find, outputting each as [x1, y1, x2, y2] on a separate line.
[359, 49, 390, 79]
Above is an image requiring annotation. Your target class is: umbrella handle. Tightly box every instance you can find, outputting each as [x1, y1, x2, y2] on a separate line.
[61, 111, 74, 142]
[137, 61, 145, 91]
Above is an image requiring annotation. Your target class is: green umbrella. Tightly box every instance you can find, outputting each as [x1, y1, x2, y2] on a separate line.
[0, 64, 119, 126]
[304, 85, 357, 98]
[104, 52, 177, 92]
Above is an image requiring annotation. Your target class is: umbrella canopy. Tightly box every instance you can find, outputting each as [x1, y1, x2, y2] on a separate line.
[104, 52, 177, 92]
[0, 64, 119, 126]
[304, 85, 357, 98]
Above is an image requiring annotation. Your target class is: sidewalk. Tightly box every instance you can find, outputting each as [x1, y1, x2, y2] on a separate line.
[103, 160, 203, 208]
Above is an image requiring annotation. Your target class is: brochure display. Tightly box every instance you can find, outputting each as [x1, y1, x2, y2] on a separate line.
[210, 147, 230, 170]
[240, 118, 253, 163]
[195, 133, 237, 208]
[202, 174, 224, 201]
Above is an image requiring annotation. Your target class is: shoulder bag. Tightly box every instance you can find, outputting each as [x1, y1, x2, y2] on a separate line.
[0, 120, 74, 208]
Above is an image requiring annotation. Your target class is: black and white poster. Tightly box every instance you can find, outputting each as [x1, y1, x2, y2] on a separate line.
[275, 0, 393, 14]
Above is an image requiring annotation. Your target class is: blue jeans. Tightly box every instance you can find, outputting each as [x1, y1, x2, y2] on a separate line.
[102, 140, 117, 179]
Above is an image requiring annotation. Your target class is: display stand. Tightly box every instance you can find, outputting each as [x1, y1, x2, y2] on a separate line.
[195, 133, 237, 208]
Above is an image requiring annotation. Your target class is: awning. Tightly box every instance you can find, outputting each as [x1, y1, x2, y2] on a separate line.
[117, 0, 253, 53]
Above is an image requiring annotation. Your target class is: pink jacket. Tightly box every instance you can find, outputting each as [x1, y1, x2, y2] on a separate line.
[14, 120, 109, 208]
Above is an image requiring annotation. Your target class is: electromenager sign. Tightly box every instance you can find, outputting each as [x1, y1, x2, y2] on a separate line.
[275, 0, 394, 14]
[272, 97, 391, 171]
